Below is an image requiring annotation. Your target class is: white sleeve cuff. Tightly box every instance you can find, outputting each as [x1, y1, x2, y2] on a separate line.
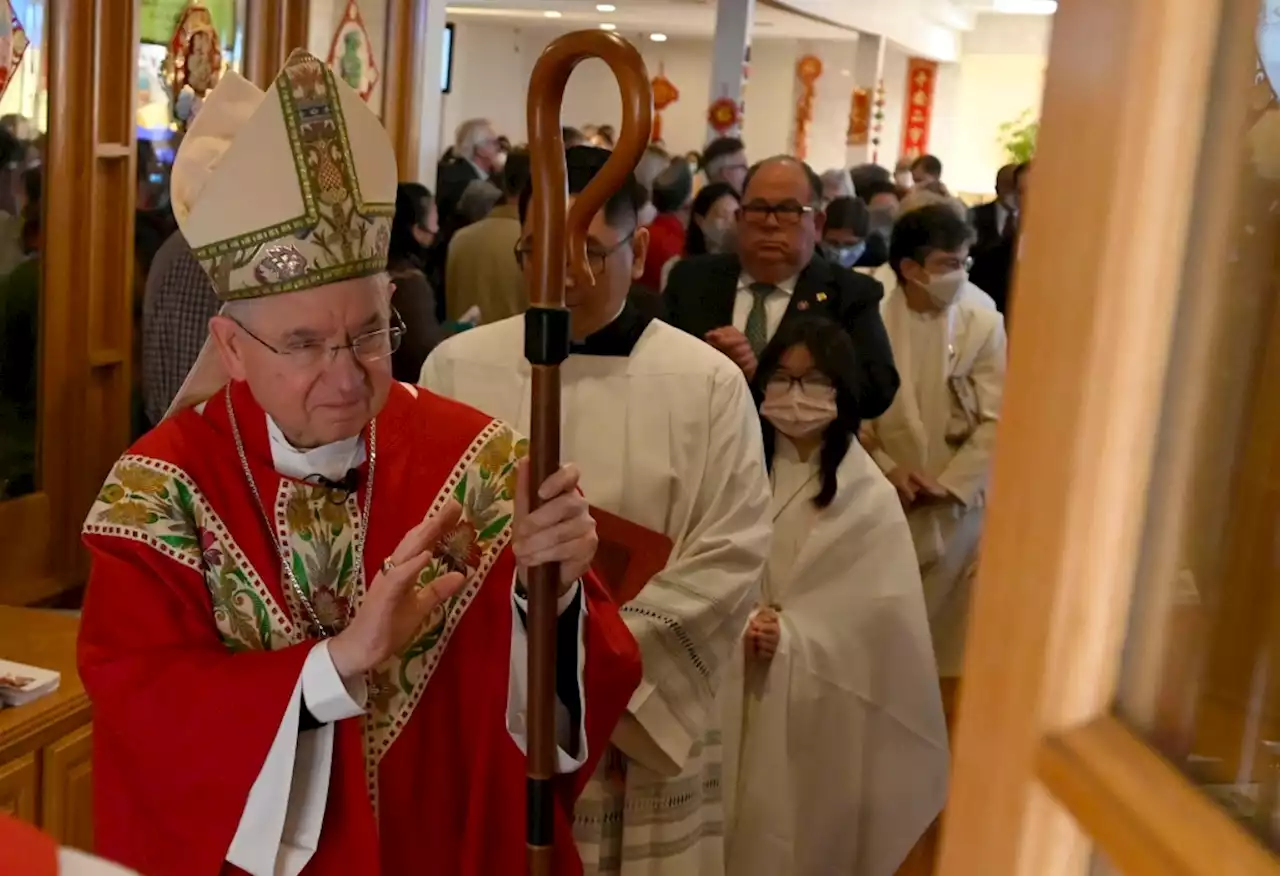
[301, 640, 368, 723]
[506, 582, 589, 773]
[226, 651, 337, 876]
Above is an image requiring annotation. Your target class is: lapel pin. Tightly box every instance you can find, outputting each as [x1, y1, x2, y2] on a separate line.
[816, 291, 828, 302]
[797, 300, 810, 311]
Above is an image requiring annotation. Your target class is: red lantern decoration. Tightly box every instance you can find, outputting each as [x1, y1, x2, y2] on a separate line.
[793, 54, 823, 160]
[708, 97, 739, 135]
[651, 68, 679, 144]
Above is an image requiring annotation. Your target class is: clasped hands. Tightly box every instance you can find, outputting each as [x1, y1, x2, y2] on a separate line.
[329, 459, 595, 681]
[705, 326, 757, 379]
[746, 605, 781, 661]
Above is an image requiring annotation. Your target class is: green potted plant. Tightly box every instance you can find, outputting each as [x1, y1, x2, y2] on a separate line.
[997, 109, 1039, 164]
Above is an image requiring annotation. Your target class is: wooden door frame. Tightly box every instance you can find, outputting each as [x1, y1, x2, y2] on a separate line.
[383, 0, 430, 180]
[935, 0, 1280, 873]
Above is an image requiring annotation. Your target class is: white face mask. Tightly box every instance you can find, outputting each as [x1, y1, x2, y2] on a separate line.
[702, 220, 735, 254]
[760, 382, 838, 440]
[916, 269, 967, 308]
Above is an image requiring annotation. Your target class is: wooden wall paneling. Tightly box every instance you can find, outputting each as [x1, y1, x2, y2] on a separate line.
[40, 725, 94, 852]
[383, 0, 428, 180]
[279, 0, 310, 60]
[933, 0, 1231, 872]
[245, 0, 282, 88]
[79, 0, 139, 580]
[0, 753, 38, 821]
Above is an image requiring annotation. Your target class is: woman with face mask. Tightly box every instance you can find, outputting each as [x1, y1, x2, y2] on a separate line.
[657, 181, 740, 290]
[387, 182, 446, 383]
[719, 314, 949, 876]
[861, 203, 1007, 690]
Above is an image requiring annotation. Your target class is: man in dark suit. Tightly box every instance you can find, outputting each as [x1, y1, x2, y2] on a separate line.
[969, 163, 1022, 316]
[436, 118, 502, 227]
[663, 155, 899, 420]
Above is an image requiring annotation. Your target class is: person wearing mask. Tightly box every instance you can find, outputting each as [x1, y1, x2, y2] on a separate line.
[969, 164, 1020, 317]
[859, 179, 900, 250]
[387, 182, 445, 382]
[860, 203, 1006, 689]
[720, 315, 948, 876]
[423, 144, 771, 876]
[446, 147, 530, 325]
[910, 154, 943, 187]
[639, 159, 692, 292]
[664, 155, 899, 421]
[821, 195, 886, 269]
[436, 118, 502, 226]
[634, 144, 672, 225]
[655, 181, 739, 293]
[700, 136, 749, 192]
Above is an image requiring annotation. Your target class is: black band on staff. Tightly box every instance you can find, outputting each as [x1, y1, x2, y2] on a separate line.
[524, 307, 572, 367]
[527, 776, 555, 846]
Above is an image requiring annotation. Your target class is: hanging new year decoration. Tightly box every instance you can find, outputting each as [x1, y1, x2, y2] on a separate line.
[0, 3, 27, 101]
[163, 2, 222, 130]
[327, 0, 380, 102]
[847, 87, 870, 146]
[899, 57, 938, 161]
[870, 78, 886, 163]
[708, 97, 739, 135]
[651, 67, 679, 144]
[792, 54, 822, 160]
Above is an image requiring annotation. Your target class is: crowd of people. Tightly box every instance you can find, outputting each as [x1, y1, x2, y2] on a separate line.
[86, 67, 1014, 876]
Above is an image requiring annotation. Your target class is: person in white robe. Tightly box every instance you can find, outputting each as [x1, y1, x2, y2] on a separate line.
[422, 145, 773, 876]
[860, 203, 1007, 679]
[719, 314, 948, 876]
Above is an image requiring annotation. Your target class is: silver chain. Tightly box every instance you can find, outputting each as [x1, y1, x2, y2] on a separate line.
[226, 391, 376, 639]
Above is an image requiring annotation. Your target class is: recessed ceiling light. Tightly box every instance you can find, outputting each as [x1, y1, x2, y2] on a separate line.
[543, 10, 562, 17]
[599, 22, 616, 30]
[649, 32, 667, 42]
[596, 3, 616, 11]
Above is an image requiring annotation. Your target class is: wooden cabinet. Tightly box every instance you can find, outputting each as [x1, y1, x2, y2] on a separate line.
[0, 608, 93, 850]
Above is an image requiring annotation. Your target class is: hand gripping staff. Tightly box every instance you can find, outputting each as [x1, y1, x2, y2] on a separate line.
[522, 30, 652, 876]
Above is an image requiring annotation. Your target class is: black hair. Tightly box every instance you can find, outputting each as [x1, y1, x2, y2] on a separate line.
[389, 182, 433, 269]
[742, 156, 823, 205]
[888, 202, 973, 280]
[518, 144, 646, 230]
[499, 147, 531, 199]
[1014, 160, 1031, 183]
[685, 181, 739, 256]
[910, 154, 943, 178]
[850, 163, 892, 199]
[823, 196, 869, 237]
[753, 315, 864, 509]
[651, 160, 693, 214]
[858, 179, 900, 205]
[700, 136, 744, 170]
[562, 126, 586, 147]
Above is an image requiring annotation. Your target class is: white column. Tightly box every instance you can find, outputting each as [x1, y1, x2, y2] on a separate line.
[706, 0, 754, 143]
[846, 32, 885, 167]
[415, 0, 450, 188]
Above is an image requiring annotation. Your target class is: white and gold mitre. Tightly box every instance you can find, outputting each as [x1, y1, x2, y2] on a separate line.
[171, 48, 396, 301]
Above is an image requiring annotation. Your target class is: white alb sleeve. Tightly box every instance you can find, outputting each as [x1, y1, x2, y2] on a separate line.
[224, 642, 367, 876]
[507, 579, 589, 773]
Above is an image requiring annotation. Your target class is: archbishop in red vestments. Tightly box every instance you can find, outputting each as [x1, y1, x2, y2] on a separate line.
[76, 47, 640, 876]
[80, 381, 639, 875]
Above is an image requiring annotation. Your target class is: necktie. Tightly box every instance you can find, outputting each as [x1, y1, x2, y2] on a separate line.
[745, 282, 774, 355]
[1003, 209, 1018, 241]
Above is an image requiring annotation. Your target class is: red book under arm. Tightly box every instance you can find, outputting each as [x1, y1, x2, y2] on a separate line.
[589, 504, 673, 605]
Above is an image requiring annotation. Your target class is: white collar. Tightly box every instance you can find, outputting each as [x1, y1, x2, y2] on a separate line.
[464, 157, 489, 181]
[266, 415, 365, 482]
[738, 272, 797, 295]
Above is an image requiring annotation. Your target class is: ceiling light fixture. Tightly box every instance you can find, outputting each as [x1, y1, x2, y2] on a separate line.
[596, 3, 616, 11]
[649, 32, 667, 42]
[599, 22, 617, 30]
[543, 10, 562, 17]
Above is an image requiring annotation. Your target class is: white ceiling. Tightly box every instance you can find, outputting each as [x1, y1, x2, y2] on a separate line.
[444, 0, 1056, 54]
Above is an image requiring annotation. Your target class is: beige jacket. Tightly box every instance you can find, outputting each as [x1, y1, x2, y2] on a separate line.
[444, 204, 526, 323]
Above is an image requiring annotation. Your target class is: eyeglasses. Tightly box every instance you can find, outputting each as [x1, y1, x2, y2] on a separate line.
[513, 233, 634, 276]
[230, 309, 406, 371]
[740, 200, 817, 227]
[767, 374, 834, 394]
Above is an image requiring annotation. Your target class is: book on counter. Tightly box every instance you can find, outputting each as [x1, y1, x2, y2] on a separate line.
[589, 504, 673, 606]
[0, 658, 60, 708]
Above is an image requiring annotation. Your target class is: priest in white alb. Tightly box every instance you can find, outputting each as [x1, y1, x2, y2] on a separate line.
[422, 145, 773, 875]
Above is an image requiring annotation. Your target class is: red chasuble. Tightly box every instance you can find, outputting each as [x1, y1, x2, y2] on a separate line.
[78, 381, 641, 876]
